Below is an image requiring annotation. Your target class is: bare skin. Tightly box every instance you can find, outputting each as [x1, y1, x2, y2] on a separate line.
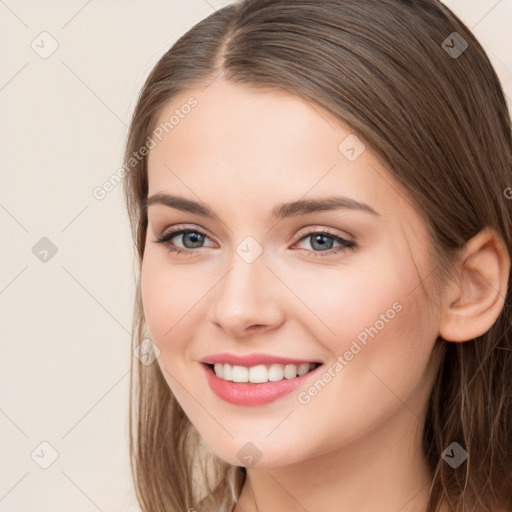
[141, 77, 510, 512]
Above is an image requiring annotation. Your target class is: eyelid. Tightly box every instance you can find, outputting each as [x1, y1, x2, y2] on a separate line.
[293, 225, 354, 243]
[158, 224, 215, 243]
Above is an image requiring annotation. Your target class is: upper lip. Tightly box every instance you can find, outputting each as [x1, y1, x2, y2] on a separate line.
[199, 353, 323, 367]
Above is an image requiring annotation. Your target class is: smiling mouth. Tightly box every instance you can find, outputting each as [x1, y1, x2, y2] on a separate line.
[204, 362, 322, 384]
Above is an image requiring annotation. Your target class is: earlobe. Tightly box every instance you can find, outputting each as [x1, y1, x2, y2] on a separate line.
[438, 227, 510, 343]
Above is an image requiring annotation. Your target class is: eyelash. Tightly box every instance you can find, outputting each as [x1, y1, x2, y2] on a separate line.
[153, 226, 357, 259]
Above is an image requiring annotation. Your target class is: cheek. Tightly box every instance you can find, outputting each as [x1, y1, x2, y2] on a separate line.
[140, 247, 218, 367]
[140, 250, 193, 346]
[286, 249, 414, 349]
[290, 247, 434, 390]
[311, 269, 435, 423]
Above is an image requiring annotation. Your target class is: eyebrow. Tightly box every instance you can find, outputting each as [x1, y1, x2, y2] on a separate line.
[145, 192, 380, 219]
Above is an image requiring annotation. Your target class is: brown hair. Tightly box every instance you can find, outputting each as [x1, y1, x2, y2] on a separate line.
[122, 1, 512, 511]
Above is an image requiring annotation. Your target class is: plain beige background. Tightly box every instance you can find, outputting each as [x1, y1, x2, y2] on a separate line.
[1, 1, 511, 511]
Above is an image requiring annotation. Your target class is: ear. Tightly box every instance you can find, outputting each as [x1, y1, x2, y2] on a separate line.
[438, 227, 510, 343]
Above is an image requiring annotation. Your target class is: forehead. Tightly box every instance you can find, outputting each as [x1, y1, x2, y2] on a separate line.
[147, 79, 419, 230]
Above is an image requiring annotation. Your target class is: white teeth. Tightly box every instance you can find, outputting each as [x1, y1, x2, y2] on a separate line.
[214, 363, 224, 379]
[212, 362, 316, 383]
[249, 365, 268, 383]
[223, 363, 232, 381]
[297, 363, 311, 376]
[232, 365, 248, 382]
[268, 364, 284, 381]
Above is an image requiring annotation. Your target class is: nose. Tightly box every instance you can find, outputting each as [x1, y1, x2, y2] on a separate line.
[208, 251, 286, 338]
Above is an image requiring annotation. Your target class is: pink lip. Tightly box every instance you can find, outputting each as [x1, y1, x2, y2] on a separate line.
[199, 352, 321, 366]
[200, 362, 324, 406]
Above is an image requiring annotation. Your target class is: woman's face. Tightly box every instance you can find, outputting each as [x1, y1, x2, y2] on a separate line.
[141, 78, 442, 467]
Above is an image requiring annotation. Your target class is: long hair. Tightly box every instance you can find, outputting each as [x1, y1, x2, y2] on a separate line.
[122, 1, 512, 510]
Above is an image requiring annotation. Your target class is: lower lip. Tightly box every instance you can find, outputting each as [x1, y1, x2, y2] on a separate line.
[200, 363, 323, 406]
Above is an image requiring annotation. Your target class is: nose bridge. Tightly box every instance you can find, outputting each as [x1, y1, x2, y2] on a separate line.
[209, 235, 285, 334]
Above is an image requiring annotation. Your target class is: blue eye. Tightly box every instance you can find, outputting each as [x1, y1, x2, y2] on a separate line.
[154, 229, 210, 255]
[294, 230, 357, 258]
[153, 227, 357, 258]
